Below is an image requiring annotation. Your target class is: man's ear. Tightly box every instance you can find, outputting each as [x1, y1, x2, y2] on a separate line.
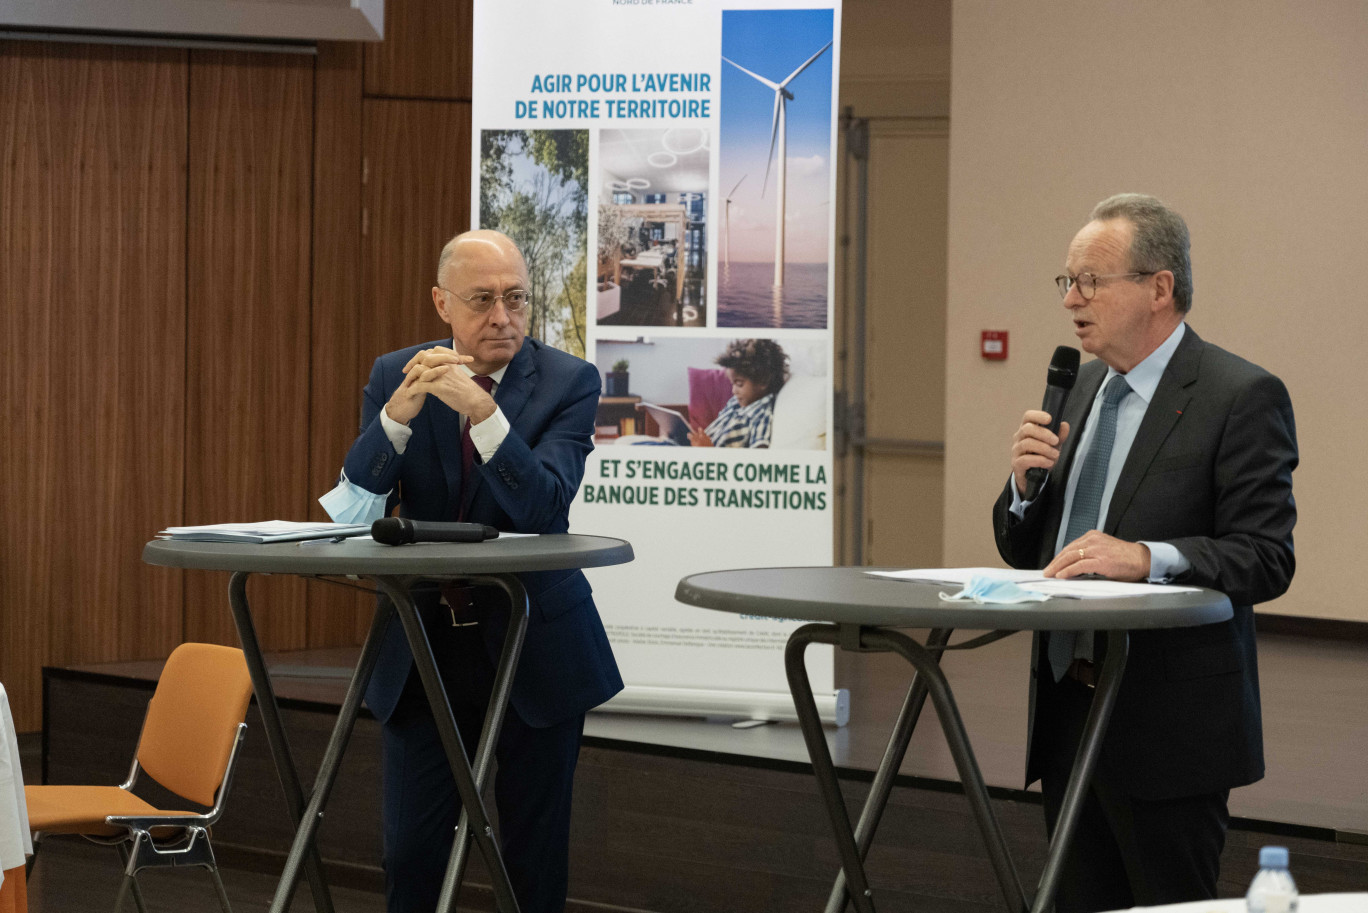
[1151, 269, 1175, 311]
[432, 287, 451, 323]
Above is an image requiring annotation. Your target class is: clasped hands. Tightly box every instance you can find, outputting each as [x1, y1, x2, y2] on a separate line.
[1011, 408, 1149, 582]
[384, 346, 496, 427]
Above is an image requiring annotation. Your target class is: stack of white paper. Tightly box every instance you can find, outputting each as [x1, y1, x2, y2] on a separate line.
[158, 521, 372, 544]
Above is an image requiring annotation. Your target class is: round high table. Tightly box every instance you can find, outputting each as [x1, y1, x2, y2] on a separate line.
[144, 534, 633, 913]
[675, 567, 1232, 913]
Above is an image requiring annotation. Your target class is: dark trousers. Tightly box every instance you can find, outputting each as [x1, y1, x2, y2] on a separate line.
[381, 613, 585, 913]
[1037, 671, 1230, 913]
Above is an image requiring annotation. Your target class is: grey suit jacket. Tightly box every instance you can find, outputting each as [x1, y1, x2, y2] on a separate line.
[993, 325, 1297, 799]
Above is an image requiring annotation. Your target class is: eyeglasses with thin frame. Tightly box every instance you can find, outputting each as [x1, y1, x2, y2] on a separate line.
[1054, 271, 1156, 300]
[438, 286, 532, 314]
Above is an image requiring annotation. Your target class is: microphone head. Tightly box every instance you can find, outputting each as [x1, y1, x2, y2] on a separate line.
[1046, 345, 1080, 389]
[371, 517, 410, 546]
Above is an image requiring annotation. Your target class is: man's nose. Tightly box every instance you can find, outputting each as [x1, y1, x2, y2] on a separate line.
[487, 300, 511, 325]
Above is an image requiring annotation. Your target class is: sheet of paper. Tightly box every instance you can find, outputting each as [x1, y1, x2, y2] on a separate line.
[867, 567, 1200, 599]
[866, 567, 1048, 586]
[1022, 579, 1200, 599]
[158, 521, 372, 543]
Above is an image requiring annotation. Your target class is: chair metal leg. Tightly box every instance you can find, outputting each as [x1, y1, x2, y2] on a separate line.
[208, 865, 234, 913]
[115, 839, 150, 913]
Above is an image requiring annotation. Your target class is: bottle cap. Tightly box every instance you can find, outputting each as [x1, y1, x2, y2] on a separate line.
[1259, 846, 1289, 868]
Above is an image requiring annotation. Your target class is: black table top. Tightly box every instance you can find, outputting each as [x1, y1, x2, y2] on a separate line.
[675, 567, 1232, 631]
[144, 534, 634, 577]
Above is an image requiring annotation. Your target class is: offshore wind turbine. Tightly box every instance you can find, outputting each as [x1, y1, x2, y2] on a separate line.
[723, 174, 745, 269]
[723, 39, 832, 287]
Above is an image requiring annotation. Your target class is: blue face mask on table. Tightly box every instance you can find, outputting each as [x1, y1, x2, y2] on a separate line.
[939, 576, 1050, 605]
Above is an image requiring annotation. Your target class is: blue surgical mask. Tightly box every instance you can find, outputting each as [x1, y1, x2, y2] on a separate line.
[939, 575, 1050, 605]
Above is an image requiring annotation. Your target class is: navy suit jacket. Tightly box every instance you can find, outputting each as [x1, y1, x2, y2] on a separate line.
[345, 336, 623, 728]
[992, 326, 1297, 800]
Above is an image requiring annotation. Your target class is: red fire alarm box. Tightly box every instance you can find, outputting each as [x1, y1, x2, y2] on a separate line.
[981, 330, 1008, 360]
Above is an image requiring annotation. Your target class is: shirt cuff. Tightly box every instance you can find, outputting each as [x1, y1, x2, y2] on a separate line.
[1008, 473, 1033, 519]
[1142, 541, 1191, 583]
[318, 472, 389, 524]
[469, 406, 510, 462]
[380, 406, 414, 454]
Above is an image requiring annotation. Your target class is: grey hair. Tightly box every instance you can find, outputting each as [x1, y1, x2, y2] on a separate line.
[1089, 193, 1193, 313]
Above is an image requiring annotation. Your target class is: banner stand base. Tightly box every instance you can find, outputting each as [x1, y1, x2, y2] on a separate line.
[596, 685, 849, 727]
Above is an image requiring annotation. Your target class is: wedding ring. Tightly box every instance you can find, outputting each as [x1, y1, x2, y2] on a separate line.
[1078, 548, 1086, 559]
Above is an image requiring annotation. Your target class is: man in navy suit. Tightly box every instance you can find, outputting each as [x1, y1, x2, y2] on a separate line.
[992, 195, 1297, 912]
[325, 230, 621, 913]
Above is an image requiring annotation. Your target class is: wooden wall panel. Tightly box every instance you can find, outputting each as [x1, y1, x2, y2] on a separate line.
[307, 42, 375, 645]
[185, 51, 314, 649]
[0, 42, 59, 731]
[0, 42, 187, 730]
[363, 0, 472, 101]
[361, 99, 471, 361]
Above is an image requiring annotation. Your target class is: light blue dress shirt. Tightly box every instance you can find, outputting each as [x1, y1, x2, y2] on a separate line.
[1012, 322, 1191, 582]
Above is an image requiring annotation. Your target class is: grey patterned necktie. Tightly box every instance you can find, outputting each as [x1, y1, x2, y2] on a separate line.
[1048, 374, 1131, 681]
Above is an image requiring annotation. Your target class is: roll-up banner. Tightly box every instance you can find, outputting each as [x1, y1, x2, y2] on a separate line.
[471, 0, 845, 725]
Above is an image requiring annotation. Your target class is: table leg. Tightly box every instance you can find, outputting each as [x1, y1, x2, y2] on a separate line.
[256, 577, 393, 913]
[436, 575, 530, 913]
[372, 577, 522, 913]
[785, 624, 878, 913]
[861, 627, 1027, 913]
[823, 627, 953, 913]
[1030, 629, 1129, 913]
[226, 572, 337, 913]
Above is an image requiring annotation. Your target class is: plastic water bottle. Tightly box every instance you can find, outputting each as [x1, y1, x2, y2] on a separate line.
[1246, 846, 1299, 913]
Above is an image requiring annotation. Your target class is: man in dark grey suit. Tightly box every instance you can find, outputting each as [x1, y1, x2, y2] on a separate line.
[992, 194, 1297, 912]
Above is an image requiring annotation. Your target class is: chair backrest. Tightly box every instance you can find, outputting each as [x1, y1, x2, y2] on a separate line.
[136, 643, 252, 807]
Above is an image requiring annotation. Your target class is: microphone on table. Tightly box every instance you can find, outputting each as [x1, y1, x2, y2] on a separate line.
[1023, 345, 1080, 502]
[371, 518, 500, 545]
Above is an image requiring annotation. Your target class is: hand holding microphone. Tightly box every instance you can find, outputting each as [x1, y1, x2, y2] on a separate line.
[1012, 346, 1079, 499]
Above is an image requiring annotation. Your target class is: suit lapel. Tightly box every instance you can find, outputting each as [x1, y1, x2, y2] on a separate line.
[1103, 326, 1201, 532]
[495, 340, 538, 429]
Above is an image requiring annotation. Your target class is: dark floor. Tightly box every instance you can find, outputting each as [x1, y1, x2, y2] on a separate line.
[24, 837, 395, 913]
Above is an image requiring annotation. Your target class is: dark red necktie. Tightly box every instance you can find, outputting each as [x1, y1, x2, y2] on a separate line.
[458, 375, 496, 521]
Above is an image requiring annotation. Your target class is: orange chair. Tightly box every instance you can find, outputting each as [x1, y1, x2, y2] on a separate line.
[25, 643, 253, 913]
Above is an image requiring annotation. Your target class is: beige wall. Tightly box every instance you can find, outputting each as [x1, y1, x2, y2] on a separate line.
[944, 1, 1368, 620]
[837, 0, 951, 567]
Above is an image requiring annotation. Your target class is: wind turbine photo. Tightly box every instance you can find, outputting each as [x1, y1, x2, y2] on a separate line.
[717, 9, 834, 330]
[723, 39, 831, 288]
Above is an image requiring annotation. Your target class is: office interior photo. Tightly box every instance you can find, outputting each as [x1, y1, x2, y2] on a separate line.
[1, 1, 1367, 912]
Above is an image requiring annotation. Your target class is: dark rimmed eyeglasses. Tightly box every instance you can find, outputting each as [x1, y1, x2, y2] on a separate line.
[439, 286, 532, 314]
[1054, 271, 1155, 300]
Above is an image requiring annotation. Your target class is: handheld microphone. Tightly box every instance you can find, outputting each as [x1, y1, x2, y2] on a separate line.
[1023, 345, 1080, 501]
[371, 518, 500, 545]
